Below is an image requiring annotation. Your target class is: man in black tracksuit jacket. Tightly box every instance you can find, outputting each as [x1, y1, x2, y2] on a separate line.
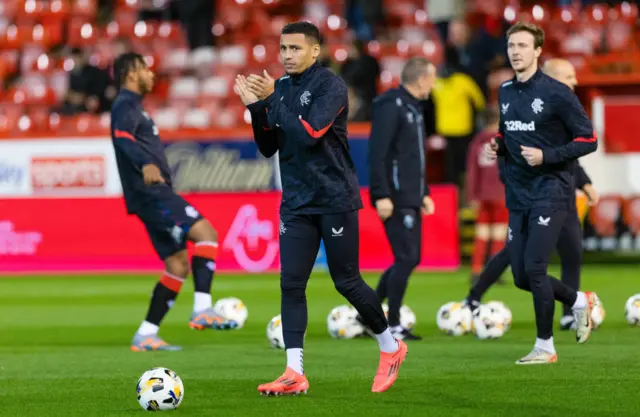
[490, 22, 598, 364]
[236, 22, 406, 395]
[367, 57, 436, 341]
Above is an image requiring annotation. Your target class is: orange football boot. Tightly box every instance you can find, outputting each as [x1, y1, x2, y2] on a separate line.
[371, 340, 408, 393]
[257, 367, 309, 396]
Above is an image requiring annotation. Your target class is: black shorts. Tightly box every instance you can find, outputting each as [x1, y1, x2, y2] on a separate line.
[135, 190, 203, 260]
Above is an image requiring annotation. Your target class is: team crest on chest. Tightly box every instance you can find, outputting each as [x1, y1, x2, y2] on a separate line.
[531, 98, 544, 114]
[501, 103, 509, 114]
[300, 90, 311, 106]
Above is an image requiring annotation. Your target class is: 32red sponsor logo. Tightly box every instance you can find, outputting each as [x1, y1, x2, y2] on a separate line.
[31, 156, 105, 189]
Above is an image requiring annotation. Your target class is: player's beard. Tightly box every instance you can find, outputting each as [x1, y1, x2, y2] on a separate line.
[139, 79, 150, 95]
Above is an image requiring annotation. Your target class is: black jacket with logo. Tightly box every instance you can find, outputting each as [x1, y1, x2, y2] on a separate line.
[496, 70, 597, 211]
[367, 86, 429, 208]
[247, 62, 362, 215]
[110, 89, 173, 214]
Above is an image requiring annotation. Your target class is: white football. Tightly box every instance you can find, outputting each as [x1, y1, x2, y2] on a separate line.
[213, 297, 248, 328]
[472, 304, 506, 340]
[436, 302, 473, 336]
[591, 294, 606, 329]
[485, 300, 512, 331]
[136, 367, 184, 411]
[381, 304, 417, 330]
[266, 314, 285, 349]
[624, 293, 640, 326]
[327, 305, 364, 339]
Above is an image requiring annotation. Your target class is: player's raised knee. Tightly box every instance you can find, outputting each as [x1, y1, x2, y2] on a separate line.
[188, 219, 218, 243]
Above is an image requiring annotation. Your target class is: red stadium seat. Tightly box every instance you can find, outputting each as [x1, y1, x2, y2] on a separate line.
[73, 113, 105, 134]
[200, 76, 232, 99]
[182, 108, 212, 130]
[66, 20, 100, 47]
[588, 195, 624, 238]
[622, 196, 640, 235]
[116, 0, 142, 11]
[1, 25, 31, 49]
[19, 0, 46, 19]
[605, 21, 635, 52]
[151, 107, 181, 131]
[0, 0, 20, 20]
[42, 0, 71, 22]
[169, 76, 199, 101]
[156, 21, 184, 43]
[0, 103, 24, 133]
[72, 0, 98, 17]
[613, 1, 638, 23]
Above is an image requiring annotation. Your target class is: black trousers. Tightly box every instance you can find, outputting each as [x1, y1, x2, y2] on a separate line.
[508, 208, 578, 339]
[376, 208, 422, 327]
[279, 210, 387, 349]
[556, 213, 582, 316]
[444, 134, 474, 190]
[469, 209, 583, 315]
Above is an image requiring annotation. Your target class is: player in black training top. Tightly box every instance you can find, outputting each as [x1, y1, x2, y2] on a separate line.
[110, 53, 235, 352]
[367, 57, 437, 342]
[465, 59, 601, 332]
[485, 22, 599, 365]
[235, 21, 407, 395]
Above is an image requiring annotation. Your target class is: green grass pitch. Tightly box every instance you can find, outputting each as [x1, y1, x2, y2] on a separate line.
[1, 266, 639, 416]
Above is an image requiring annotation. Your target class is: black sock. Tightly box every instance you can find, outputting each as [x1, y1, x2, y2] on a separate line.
[144, 273, 183, 325]
[192, 242, 218, 294]
[468, 247, 510, 303]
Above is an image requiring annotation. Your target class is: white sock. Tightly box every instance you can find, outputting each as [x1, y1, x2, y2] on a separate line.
[534, 337, 556, 354]
[572, 292, 587, 310]
[375, 328, 399, 353]
[286, 348, 304, 375]
[390, 325, 403, 333]
[137, 321, 159, 336]
[193, 292, 212, 313]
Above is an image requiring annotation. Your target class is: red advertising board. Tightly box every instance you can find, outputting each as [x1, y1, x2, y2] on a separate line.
[0, 187, 459, 274]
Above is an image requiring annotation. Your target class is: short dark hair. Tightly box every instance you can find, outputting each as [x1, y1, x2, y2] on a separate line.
[281, 21, 321, 44]
[507, 21, 545, 49]
[401, 57, 432, 84]
[482, 107, 499, 126]
[113, 52, 145, 87]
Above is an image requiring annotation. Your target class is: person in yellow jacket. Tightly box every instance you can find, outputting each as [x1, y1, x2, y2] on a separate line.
[431, 48, 486, 190]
